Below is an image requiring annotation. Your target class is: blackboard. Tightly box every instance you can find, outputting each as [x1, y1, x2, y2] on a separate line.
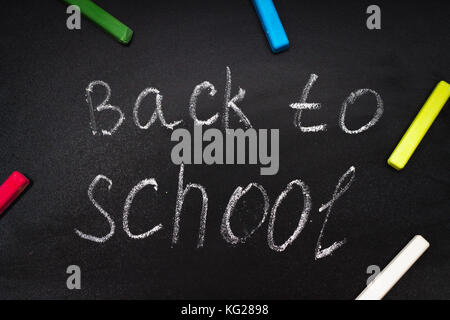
[0, 0, 448, 299]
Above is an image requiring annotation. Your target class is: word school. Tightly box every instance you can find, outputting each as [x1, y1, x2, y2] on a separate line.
[75, 164, 356, 260]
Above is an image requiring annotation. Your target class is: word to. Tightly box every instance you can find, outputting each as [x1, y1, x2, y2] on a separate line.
[388, 81, 449, 170]
[171, 126, 279, 175]
[356, 235, 430, 300]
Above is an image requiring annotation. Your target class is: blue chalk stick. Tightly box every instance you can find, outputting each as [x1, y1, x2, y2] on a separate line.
[252, 0, 289, 53]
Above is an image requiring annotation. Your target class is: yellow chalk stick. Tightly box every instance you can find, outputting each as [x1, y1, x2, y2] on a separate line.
[388, 81, 450, 170]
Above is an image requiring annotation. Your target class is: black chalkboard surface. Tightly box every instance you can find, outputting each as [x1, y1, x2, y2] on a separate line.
[0, 0, 448, 300]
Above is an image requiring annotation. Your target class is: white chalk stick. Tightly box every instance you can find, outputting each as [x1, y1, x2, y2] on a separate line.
[356, 235, 430, 300]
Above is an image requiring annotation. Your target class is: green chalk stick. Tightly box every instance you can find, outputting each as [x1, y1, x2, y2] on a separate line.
[63, 0, 133, 44]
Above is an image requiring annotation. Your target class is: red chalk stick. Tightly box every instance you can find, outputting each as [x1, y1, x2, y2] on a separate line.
[0, 171, 29, 215]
